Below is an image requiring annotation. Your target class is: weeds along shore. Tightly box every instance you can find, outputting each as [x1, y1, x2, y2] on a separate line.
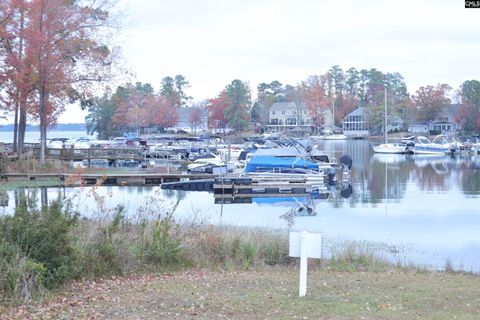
[0, 190, 462, 306]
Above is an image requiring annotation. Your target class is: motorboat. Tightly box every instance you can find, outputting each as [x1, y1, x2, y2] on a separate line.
[47, 138, 73, 149]
[187, 153, 233, 174]
[242, 156, 325, 183]
[411, 135, 457, 155]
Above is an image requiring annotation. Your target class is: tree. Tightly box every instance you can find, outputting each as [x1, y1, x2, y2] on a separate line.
[160, 76, 177, 106]
[174, 74, 192, 106]
[224, 79, 251, 132]
[188, 107, 203, 134]
[160, 74, 192, 107]
[0, 0, 36, 157]
[1, 0, 118, 163]
[302, 75, 331, 128]
[153, 96, 178, 128]
[412, 84, 451, 122]
[253, 80, 284, 126]
[85, 91, 117, 139]
[112, 82, 164, 132]
[456, 80, 480, 132]
[207, 91, 229, 133]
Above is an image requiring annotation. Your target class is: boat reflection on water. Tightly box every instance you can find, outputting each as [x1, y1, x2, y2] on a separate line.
[214, 183, 353, 225]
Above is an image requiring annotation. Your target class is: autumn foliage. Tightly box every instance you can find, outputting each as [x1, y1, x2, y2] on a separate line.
[207, 91, 229, 130]
[0, 0, 117, 162]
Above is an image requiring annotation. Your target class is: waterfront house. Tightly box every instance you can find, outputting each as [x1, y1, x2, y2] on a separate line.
[167, 107, 208, 134]
[408, 122, 429, 134]
[267, 102, 312, 133]
[407, 104, 461, 135]
[341, 107, 369, 138]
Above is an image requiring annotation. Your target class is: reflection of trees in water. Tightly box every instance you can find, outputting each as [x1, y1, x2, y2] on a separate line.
[413, 163, 450, 192]
[351, 150, 480, 203]
[163, 189, 187, 201]
[458, 159, 480, 196]
[353, 157, 411, 204]
[12, 187, 68, 211]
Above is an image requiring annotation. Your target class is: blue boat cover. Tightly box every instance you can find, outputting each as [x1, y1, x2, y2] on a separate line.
[244, 156, 319, 173]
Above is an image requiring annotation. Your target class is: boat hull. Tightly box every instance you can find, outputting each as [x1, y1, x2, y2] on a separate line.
[372, 143, 406, 154]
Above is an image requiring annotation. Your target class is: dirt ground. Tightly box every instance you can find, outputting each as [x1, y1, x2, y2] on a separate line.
[3, 267, 480, 320]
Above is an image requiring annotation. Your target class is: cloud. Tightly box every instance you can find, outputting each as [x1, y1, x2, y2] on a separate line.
[44, 0, 480, 122]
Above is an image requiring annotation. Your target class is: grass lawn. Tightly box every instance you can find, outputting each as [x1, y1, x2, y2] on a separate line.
[3, 267, 480, 319]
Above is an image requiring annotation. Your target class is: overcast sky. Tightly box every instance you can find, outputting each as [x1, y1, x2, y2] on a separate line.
[56, 0, 480, 123]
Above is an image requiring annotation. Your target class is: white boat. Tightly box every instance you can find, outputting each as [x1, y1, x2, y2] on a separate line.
[371, 142, 407, 154]
[187, 153, 234, 174]
[412, 135, 457, 155]
[371, 87, 408, 154]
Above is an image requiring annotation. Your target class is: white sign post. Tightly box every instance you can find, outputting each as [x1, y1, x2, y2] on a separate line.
[289, 231, 322, 297]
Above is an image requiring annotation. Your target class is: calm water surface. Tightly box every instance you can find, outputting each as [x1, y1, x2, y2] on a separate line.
[2, 140, 480, 271]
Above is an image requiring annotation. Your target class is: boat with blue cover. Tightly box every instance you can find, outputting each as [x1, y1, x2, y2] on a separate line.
[242, 155, 326, 183]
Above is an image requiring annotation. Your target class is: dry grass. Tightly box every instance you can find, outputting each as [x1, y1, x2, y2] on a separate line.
[3, 266, 480, 319]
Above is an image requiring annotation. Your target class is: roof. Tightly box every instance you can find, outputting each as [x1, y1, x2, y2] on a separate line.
[270, 102, 307, 112]
[343, 107, 366, 118]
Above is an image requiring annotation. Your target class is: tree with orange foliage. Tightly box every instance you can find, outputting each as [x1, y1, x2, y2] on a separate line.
[302, 75, 331, 129]
[0, 0, 36, 157]
[207, 91, 229, 133]
[188, 106, 203, 134]
[152, 95, 178, 128]
[412, 84, 451, 123]
[1, 0, 118, 163]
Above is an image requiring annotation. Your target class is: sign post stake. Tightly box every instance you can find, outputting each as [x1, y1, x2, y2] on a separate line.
[289, 231, 322, 297]
[299, 231, 308, 297]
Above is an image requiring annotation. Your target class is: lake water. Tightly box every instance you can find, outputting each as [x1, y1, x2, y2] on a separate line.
[1, 139, 480, 271]
[0, 130, 94, 143]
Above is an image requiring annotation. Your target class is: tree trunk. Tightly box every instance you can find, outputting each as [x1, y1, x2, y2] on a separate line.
[13, 100, 19, 152]
[13, 10, 25, 154]
[17, 99, 27, 158]
[39, 85, 47, 164]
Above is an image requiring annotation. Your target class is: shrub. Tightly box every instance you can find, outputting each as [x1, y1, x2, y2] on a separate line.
[0, 198, 79, 288]
[142, 213, 183, 267]
[0, 243, 46, 303]
[262, 239, 289, 266]
[241, 241, 255, 269]
[76, 206, 129, 277]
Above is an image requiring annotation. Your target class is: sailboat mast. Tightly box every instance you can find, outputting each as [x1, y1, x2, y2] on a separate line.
[384, 87, 388, 144]
[332, 97, 335, 129]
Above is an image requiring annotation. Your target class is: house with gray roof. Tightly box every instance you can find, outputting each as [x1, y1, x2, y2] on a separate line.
[407, 104, 462, 135]
[341, 107, 369, 138]
[267, 102, 312, 133]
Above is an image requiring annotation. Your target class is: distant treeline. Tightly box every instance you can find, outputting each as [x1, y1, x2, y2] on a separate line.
[0, 123, 86, 132]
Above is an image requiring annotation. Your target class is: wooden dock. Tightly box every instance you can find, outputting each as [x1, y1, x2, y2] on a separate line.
[212, 176, 328, 197]
[34, 147, 146, 162]
[1, 173, 219, 186]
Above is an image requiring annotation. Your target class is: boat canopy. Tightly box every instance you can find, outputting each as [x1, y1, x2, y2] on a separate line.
[244, 156, 319, 173]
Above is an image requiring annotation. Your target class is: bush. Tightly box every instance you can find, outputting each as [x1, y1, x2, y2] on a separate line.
[75, 206, 131, 277]
[0, 198, 79, 288]
[0, 198, 78, 303]
[0, 243, 47, 303]
[142, 214, 183, 267]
